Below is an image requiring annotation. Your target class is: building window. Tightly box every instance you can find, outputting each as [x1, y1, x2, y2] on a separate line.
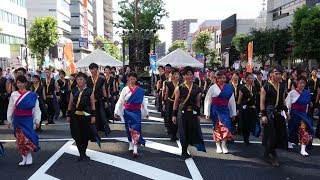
[60, 0, 70, 12]
[0, 10, 24, 27]
[10, 0, 26, 7]
[0, 33, 24, 45]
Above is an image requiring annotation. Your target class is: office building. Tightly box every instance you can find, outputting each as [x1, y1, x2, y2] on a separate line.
[0, 0, 27, 68]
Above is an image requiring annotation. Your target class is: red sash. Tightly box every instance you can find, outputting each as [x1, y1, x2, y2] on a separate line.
[212, 97, 229, 106]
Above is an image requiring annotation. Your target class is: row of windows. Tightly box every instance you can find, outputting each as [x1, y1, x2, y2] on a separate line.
[0, 9, 24, 26]
[0, 33, 24, 45]
[272, 0, 305, 21]
[10, 0, 26, 7]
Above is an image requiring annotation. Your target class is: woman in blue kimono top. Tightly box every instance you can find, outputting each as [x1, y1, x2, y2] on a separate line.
[114, 72, 149, 158]
[286, 76, 314, 156]
[7, 75, 41, 166]
[204, 70, 236, 154]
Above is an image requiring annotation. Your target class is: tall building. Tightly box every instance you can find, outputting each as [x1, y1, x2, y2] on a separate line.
[103, 0, 113, 41]
[70, 0, 94, 62]
[171, 19, 197, 43]
[0, 0, 27, 68]
[267, 0, 320, 28]
[155, 42, 166, 59]
[27, 0, 72, 68]
[92, 0, 113, 41]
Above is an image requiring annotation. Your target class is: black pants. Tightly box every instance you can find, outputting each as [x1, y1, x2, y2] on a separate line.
[59, 93, 69, 117]
[70, 115, 91, 156]
[46, 98, 55, 123]
[165, 100, 178, 137]
[263, 113, 288, 156]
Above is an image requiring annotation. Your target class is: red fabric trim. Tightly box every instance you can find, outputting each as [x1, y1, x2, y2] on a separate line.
[129, 128, 140, 145]
[14, 109, 32, 116]
[14, 91, 29, 107]
[299, 121, 311, 145]
[213, 118, 233, 142]
[212, 97, 229, 106]
[292, 103, 307, 112]
[217, 83, 224, 90]
[125, 103, 141, 110]
[15, 128, 37, 156]
[129, 86, 139, 94]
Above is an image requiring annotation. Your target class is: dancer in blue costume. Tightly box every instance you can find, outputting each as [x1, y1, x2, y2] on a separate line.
[115, 72, 149, 158]
[204, 70, 236, 154]
[286, 76, 313, 156]
[7, 75, 41, 166]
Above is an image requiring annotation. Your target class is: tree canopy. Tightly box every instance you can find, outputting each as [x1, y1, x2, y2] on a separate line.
[168, 40, 187, 53]
[116, 0, 169, 30]
[231, 33, 253, 61]
[250, 28, 291, 67]
[94, 36, 120, 59]
[28, 16, 59, 68]
[192, 31, 212, 69]
[292, 5, 320, 62]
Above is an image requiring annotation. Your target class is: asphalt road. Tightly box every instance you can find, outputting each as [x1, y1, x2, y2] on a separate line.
[1, 96, 320, 180]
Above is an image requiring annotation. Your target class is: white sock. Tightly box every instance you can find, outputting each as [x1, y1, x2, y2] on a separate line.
[19, 155, 27, 166]
[128, 141, 133, 151]
[300, 145, 309, 156]
[133, 144, 138, 154]
[221, 141, 229, 154]
[288, 142, 293, 149]
[216, 142, 222, 153]
[26, 152, 33, 165]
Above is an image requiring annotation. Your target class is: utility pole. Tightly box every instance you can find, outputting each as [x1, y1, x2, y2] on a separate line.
[134, 0, 138, 31]
[24, 18, 28, 70]
[134, 0, 139, 69]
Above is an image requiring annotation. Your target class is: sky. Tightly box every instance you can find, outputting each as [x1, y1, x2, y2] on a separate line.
[113, 0, 265, 48]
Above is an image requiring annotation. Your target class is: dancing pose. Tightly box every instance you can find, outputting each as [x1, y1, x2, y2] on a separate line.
[115, 72, 149, 157]
[286, 76, 314, 156]
[67, 72, 96, 161]
[7, 75, 41, 166]
[172, 66, 206, 158]
[260, 67, 289, 167]
[204, 70, 236, 154]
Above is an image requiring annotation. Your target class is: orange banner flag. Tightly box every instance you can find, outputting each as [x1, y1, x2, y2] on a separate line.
[64, 43, 76, 74]
[246, 41, 253, 73]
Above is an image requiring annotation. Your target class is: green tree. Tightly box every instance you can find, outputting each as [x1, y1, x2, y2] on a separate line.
[168, 40, 187, 53]
[208, 49, 219, 68]
[192, 31, 212, 69]
[292, 5, 320, 66]
[28, 16, 59, 68]
[116, 0, 169, 30]
[231, 33, 253, 61]
[94, 36, 120, 59]
[250, 28, 291, 67]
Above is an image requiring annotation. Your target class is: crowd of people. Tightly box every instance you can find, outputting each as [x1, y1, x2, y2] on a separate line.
[1, 63, 320, 167]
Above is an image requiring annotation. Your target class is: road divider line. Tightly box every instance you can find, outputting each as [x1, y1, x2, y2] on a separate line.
[65, 144, 191, 180]
[28, 141, 74, 180]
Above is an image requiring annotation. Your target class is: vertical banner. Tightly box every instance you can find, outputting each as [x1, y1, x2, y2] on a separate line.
[83, 0, 88, 39]
[246, 41, 253, 73]
[149, 53, 157, 71]
[64, 42, 76, 73]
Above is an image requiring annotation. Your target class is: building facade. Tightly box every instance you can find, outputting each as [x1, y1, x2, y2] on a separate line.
[27, 0, 72, 69]
[0, 0, 27, 69]
[70, 0, 94, 62]
[171, 19, 197, 43]
[92, 0, 113, 41]
[155, 42, 166, 59]
[267, 0, 320, 28]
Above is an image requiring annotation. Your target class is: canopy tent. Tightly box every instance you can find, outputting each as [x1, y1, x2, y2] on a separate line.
[75, 49, 123, 68]
[157, 49, 203, 68]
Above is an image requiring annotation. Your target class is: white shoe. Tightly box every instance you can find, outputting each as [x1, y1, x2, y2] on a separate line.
[128, 141, 134, 151]
[216, 142, 223, 154]
[26, 152, 33, 165]
[288, 142, 293, 149]
[221, 141, 229, 154]
[19, 155, 27, 166]
[300, 145, 309, 156]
